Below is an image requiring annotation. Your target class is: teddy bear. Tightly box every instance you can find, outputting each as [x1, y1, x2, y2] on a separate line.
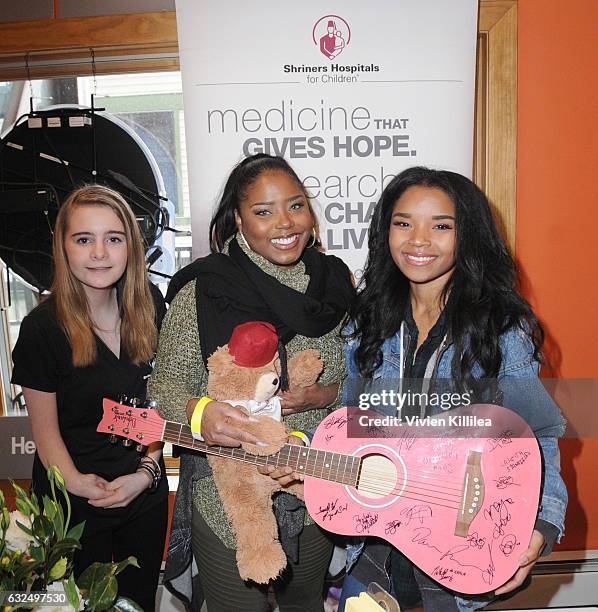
[205, 321, 324, 584]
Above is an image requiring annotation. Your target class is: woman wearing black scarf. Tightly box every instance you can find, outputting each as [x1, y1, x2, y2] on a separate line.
[149, 154, 354, 611]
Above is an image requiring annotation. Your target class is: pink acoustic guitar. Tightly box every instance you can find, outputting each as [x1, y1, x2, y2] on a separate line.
[98, 400, 541, 594]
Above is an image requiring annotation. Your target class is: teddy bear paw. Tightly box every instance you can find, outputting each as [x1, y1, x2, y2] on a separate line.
[287, 349, 324, 387]
[237, 543, 287, 584]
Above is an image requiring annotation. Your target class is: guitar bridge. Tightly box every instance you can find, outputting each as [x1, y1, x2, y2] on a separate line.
[454, 450, 484, 537]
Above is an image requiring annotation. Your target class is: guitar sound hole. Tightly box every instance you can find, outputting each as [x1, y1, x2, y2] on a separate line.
[356, 453, 397, 499]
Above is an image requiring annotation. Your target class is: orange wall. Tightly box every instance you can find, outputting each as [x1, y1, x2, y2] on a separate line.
[517, 1, 598, 550]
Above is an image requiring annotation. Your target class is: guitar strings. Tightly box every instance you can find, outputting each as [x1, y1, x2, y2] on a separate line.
[350, 487, 460, 510]
[362, 464, 466, 485]
[348, 467, 464, 492]
[270, 444, 466, 497]
[357, 477, 462, 500]
[162, 425, 468, 509]
[350, 480, 461, 507]
[349, 471, 464, 497]
[165, 425, 467, 494]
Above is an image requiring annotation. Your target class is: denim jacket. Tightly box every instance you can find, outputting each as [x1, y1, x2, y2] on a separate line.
[342, 323, 568, 611]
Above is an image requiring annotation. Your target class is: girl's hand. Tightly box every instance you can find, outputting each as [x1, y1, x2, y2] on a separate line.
[69, 472, 112, 500]
[494, 529, 545, 595]
[87, 472, 151, 508]
[280, 383, 339, 415]
[257, 434, 305, 486]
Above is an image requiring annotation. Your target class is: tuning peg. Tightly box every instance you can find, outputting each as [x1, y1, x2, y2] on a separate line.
[109, 435, 118, 444]
[147, 400, 158, 409]
[130, 397, 140, 406]
[122, 439, 133, 447]
[136, 444, 147, 453]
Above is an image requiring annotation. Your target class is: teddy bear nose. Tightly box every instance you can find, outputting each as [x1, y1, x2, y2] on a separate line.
[272, 378, 279, 386]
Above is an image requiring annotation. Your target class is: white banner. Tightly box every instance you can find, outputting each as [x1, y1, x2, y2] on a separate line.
[176, 0, 478, 278]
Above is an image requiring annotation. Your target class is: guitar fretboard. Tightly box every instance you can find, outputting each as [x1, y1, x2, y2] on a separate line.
[163, 421, 360, 486]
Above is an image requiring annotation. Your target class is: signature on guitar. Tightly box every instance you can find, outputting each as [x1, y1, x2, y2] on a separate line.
[385, 520, 402, 535]
[315, 498, 347, 522]
[487, 430, 514, 452]
[440, 542, 496, 586]
[400, 504, 432, 526]
[354, 512, 378, 533]
[499, 534, 519, 556]
[494, 475, 520, 489]
[324, 414, 350, 430]
[484, 498, 514, 539]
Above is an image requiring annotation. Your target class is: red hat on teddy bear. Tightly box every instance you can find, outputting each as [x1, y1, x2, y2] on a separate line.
[228, 321, 279, 367]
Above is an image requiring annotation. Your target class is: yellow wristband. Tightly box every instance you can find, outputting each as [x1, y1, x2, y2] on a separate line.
[190, 396, 213, 438]
[288, 430, 310, 447]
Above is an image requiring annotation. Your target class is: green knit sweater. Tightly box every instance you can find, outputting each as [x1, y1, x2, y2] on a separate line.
[148, 240, 346, 548]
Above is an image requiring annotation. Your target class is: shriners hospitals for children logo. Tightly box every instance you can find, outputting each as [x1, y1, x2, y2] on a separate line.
[313, 15, 351, 60]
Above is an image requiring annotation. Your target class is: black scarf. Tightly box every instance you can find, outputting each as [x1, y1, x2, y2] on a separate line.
[166, 236, 354, 366]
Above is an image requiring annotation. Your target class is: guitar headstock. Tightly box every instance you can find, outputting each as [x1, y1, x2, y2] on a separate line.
[98, 398, 165, 447]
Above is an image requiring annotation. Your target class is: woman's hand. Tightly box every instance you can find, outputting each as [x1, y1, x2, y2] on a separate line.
[87, 472, 151, 509]
[257, 434, 305, 486]
[69, 472, 112, 500]
[494, 529, 545, 595]
[280, 382, 339, 416]
[200, 401, 263, 447]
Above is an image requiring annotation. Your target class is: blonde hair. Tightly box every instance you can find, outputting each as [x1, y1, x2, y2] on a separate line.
[50, 185, 157, 366]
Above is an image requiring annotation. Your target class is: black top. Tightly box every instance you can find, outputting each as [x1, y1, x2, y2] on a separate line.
[402, 301, 448, 380]
[11, 284, 167, 513]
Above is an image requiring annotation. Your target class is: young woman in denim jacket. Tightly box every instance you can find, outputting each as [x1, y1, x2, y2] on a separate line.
[339, 167, 567, 612]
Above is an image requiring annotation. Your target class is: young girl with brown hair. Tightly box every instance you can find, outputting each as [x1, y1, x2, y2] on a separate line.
[12, 185, 168, 610]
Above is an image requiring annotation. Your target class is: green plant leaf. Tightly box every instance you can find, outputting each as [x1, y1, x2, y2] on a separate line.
[48, 556, 68, 580]
[50, 538, 82, 556]
[88, 575, 118, 611]
[114, 556, 139, 576]
[15, 519, 33, 536]
[46, 541, 80, 576]
[42, 495, 58, 521]
[66, 520, 85, 542]
[41, 494, 66, 542]
[63, 573, 80, 610]
[28, 544, 44, 562]
[2, 505, 10, 529]
[112, 596, 143, 611]
[31, 514, 52, 541]
[78, 561, 113, 593]
[29, 489, 40, 515]
[11, 482, 36, 515]
[12, 558, 40, 584]
[11, 481, 28, 499]
[15, 498, 31, 517]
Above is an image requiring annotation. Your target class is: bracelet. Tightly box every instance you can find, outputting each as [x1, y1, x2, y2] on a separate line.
[190, 396, 213, 440]
[140, 455, 161, 475]
[137, 456, 161, 491]
[137, 465, 155, 488]
[288, 430, 310, 447]
[139, 459, 161, 485]
[137, 464, 158, 491]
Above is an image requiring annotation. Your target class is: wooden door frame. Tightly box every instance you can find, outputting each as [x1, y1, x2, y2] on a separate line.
[475, 0, 517, 252]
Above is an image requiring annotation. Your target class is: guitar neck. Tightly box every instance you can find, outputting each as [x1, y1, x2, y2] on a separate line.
[162, 420, 360, 486]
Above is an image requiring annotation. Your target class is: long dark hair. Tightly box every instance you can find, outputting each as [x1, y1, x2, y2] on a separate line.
[348, 166, 543, 382]
[209, 154, 313, 252]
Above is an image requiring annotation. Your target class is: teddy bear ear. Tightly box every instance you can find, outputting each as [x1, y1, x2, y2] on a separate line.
[207, 345, 236, 372]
